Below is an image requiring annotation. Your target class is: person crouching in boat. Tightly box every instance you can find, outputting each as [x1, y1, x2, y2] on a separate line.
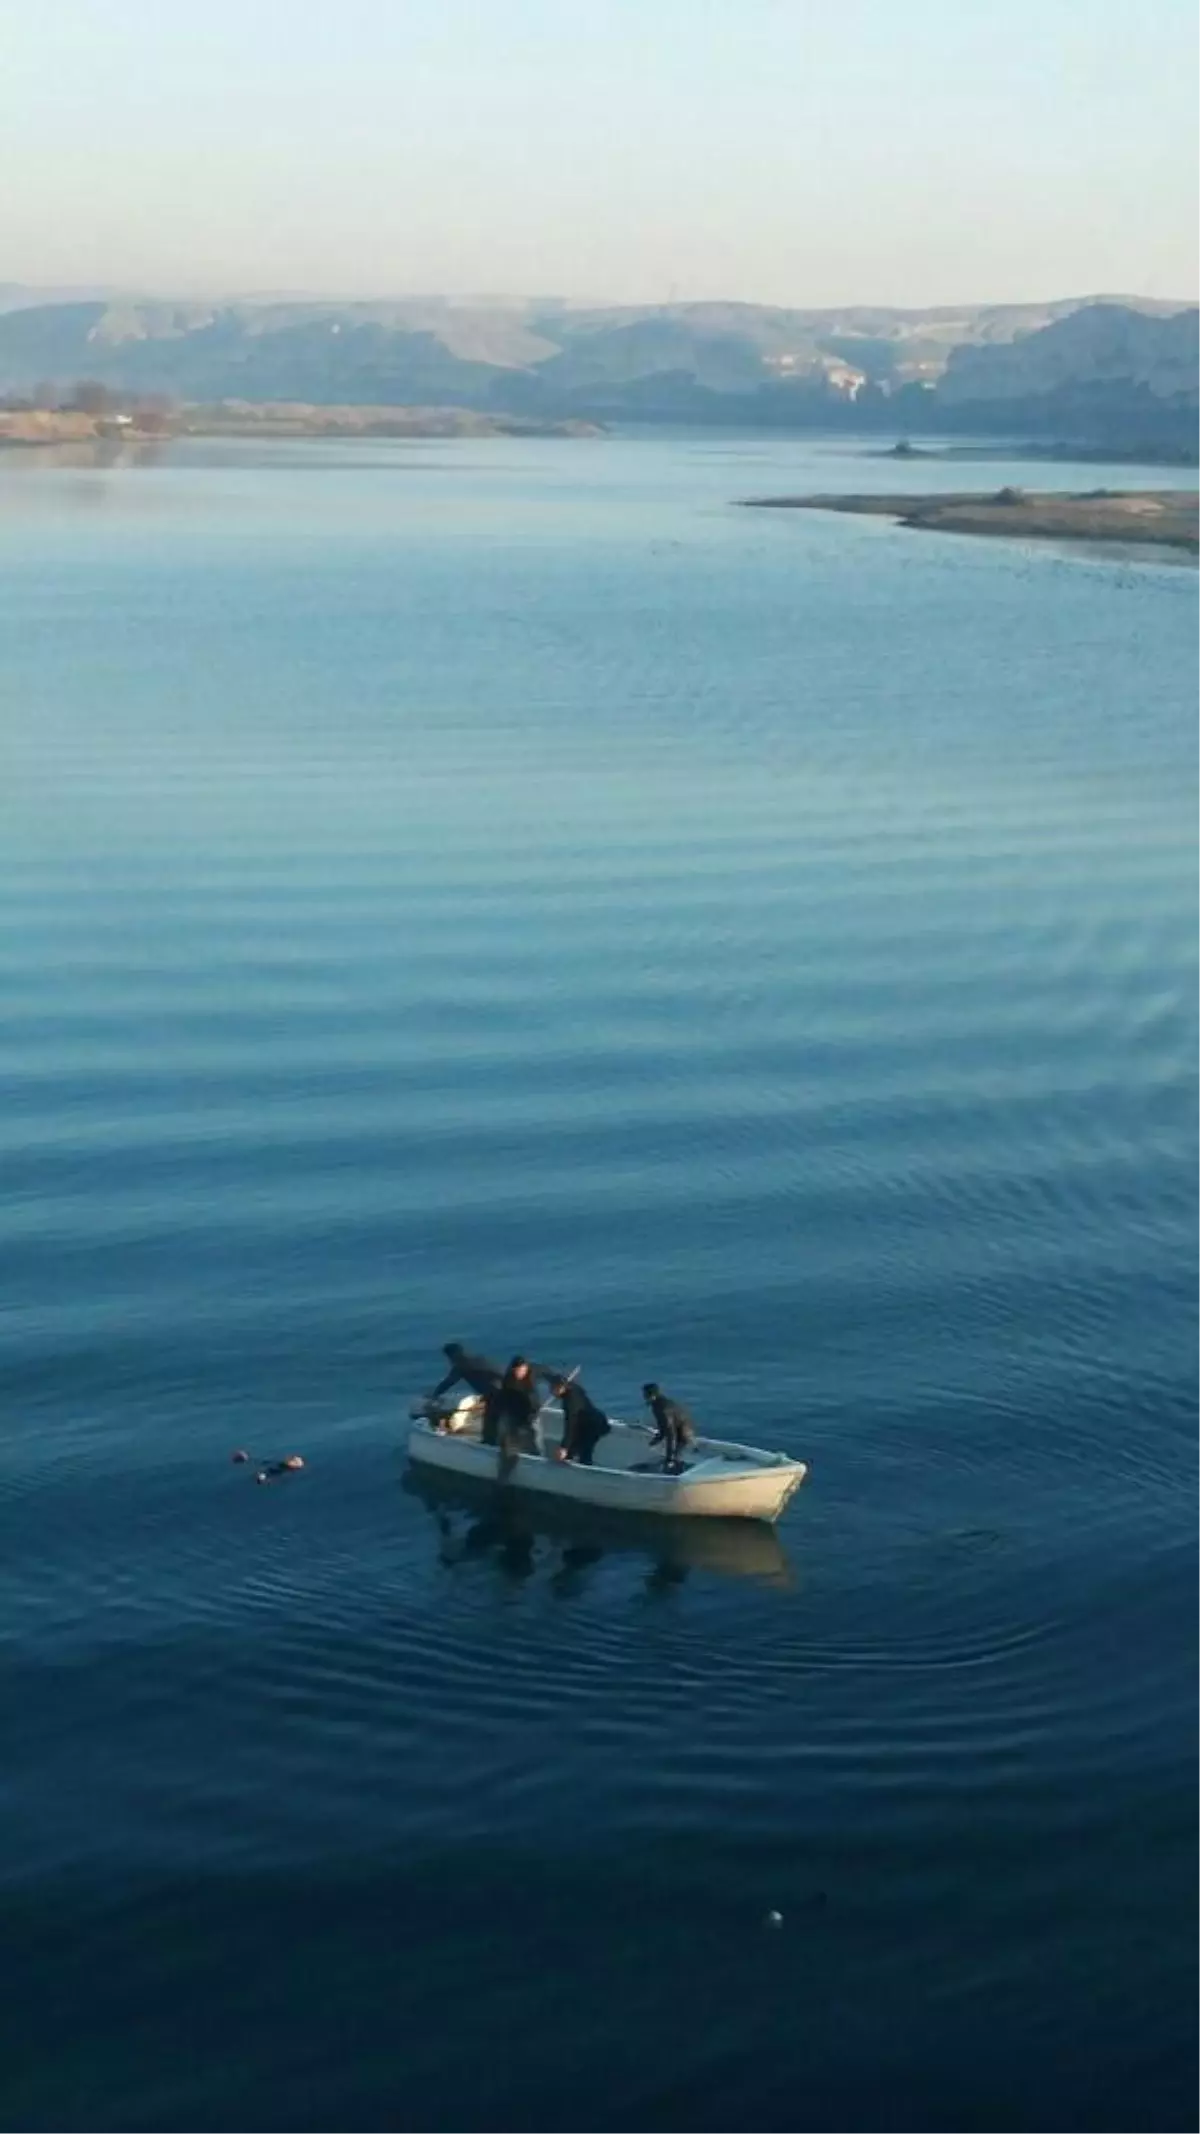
[643, 1383, 695, 1474]
[429, 1342, 504, 1442]
[544, 1372, 611, 1467]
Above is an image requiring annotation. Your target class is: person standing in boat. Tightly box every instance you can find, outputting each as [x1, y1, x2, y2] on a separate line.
[429, 1342, 504, 1442]
[642, 1382, 695, 1474]
[495, 1356, 543, 1468]
[539, 1370, 611, 1467]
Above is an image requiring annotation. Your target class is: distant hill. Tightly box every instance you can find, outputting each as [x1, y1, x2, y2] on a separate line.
[0, 291, 1193, 455]
[0, 281, 131, 314]
[935, 303, 1198, 458]
[940, 301, 1198, 401]
[0, 300, 530, 406]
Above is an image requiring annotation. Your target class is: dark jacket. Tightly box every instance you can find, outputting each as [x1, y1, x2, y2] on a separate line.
[556, 1379, 611, 1456]
[496, 1366, 541, 1430]
[647, 1391, 694, 1447]
[432, 1349, 503, 1400]
[529, 1366, 608, 1437]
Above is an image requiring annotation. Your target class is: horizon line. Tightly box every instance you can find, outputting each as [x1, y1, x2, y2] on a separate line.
[2, 281, 1197, 314]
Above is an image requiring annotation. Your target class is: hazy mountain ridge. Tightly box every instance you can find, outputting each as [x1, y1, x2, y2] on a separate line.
[939, 302, 1198, 403]
[0, 290, 1193, 452]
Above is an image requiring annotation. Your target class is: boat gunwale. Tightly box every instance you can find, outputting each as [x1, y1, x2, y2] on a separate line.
[405, 1407, 807, 1522]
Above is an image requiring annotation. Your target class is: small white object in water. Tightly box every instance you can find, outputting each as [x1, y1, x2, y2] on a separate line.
[765, 1909, 783, 1928]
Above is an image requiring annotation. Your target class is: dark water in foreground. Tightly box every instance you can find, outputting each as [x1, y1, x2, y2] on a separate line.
[0, 435, 1196, 2132]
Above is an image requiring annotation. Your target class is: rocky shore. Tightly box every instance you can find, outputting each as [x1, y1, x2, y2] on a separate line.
[183, 402, 603, 439]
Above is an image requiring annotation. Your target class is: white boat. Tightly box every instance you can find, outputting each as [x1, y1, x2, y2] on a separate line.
[407, 1394, 807, 1524]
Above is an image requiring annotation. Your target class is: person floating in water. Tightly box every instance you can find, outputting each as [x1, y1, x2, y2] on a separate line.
[429, 1342, 505, 1441]
[643, 1382, 695, 1474]
[540, 1370, 611, 1467]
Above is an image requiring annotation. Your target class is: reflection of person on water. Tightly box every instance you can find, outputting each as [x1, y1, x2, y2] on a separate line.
[643, 1383, 695, 1474]
[540, 1371, 611, 1466]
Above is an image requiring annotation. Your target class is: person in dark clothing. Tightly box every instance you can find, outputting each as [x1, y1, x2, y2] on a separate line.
[642, 1382, 695, 1474]
[544, 1372, 611, 1466]
[431, 1342, 503, 1400]
[495, 1356, 543, 1467]
[429, 1343, 504, 1442]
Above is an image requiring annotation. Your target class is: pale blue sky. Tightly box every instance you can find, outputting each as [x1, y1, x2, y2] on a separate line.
[4, 0, 1196, 304]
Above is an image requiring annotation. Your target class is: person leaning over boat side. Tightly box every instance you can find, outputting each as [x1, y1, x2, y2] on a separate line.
[643, 1383, 695, 1474]
[537, 1370, 611, 1466]
[429, 1342, 504, 1442]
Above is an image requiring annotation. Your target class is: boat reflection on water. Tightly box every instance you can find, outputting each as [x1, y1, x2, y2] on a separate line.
[403, 1465, 795, 1594]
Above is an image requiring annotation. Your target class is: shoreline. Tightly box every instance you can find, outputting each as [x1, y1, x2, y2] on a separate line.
[0, 404, 604, 447]
[741, 487, 1200, 555]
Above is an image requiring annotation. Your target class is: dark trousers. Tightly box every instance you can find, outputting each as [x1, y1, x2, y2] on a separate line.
[565, 1413, 609, 1466]
[658, 1420, 689, 1470]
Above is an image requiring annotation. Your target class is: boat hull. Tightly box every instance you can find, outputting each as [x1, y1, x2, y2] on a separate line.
[406, 1409, 806, 1524]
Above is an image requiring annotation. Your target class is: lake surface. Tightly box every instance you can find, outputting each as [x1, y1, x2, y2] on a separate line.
[0, 433, 1196, 2133]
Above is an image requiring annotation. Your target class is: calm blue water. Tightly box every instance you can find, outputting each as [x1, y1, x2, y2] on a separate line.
[0, 434, 1196, 2133]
